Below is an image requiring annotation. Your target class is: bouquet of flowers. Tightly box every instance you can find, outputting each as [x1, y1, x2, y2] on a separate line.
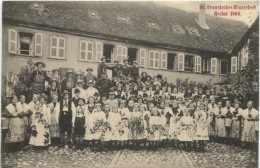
[91, 119, 105, 134]
[30, 125, 38, 137]
[129, 117, 144, 139]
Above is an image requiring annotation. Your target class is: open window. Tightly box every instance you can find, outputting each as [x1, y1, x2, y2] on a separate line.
[103, 44, 115, 63]
[185, 55, 194, 72]
[19, 32, 34, 55]
[128, 48, 138, 65]
[220, 60, 228, 75]
[167, 53, 176, 70]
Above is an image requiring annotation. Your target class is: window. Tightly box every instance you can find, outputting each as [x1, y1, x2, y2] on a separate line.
[50, 36, 65, 59]
[139, 49, 146, 67]
[8, 29, 17, 54]
[202, 58, 211, 74]
[103, 44, 115, 63]
[211, 58, 217, 74]
[128, 48, 138, 64]
[161, 52, 167, 69]
[149, 50, 160, 69]
[167, 53, 176, 70]
[231, 56, 237, 74]
[117, 45, 127, 64]
[79, 40, 93, 61]
[178, 53, 184, 71]
[185, 55, 194, 72]
[96, 42, 103, 62]
[194, 56, 201, 73]
[220, 60, 228, 75]
[8, 29, 42, 56]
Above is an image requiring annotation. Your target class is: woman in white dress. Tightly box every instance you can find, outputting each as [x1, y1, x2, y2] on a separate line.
[110, 104, 122, 148]
[241, 101, 259, 145]
[47, 95, 60, 145]
[194, 103, 209, 152]
[118, 100, 130, 147]
[29, 94, 51, 147]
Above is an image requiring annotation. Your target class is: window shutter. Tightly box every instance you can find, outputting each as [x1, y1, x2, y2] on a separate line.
[155, 51, 160, 68]
[96, 42, 103, 62]
[211, 58, 217, 74]
[178, 53, 184, 71]
[8, 29, 17, 54]
[87, 42, 93, 61]
[231, 56, 237, 74]
[139, 49, 146, 67]
[35, 33, 42, 56]
[195, 56, 201, 73]
[117, 45, 122, 64]
[123, 46, 127, 61]
[149, 51, 154, 68]
[161, 52, 167, 69]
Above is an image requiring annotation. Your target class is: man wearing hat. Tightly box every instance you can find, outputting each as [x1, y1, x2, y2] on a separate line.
[72, 80, 85, 99]
[121, 59, 130, 78]
[85, 80, 99, 102]
[97, 56, 108, 79]
[61, 70, 75, 98]
[130, 61, 139, 81]
[59, 90, 76, 148]
[107, 60, 122, 78]
[84, 68, 97, 89]
[96, 72, 112, 99]
[29, 62, 50, 94]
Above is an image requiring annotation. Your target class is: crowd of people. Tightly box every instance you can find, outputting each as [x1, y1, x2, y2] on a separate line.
[2, 56, 259, 153]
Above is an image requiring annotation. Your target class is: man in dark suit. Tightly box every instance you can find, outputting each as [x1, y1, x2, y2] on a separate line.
[59, 90, 75, 148]
[97, 56, 108, 79]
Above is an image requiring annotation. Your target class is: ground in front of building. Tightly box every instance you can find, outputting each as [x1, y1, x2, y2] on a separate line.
[1, 142, 258, 168]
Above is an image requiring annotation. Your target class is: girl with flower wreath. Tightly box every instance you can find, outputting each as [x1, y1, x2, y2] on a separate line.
[110, 104, 122, 148]
[102, 103, 112, 149]
[129, 103, 145, 148]
[148, 103, 164, 148]
[118, 100, 130, 148]
[177, 108, 194, 151]
[140, 104, 150, 147]
[90, 103, 106, 150]
[194, 103, 209, 152]
[84, 97, 96, 146]
[29, 94, 51, 147]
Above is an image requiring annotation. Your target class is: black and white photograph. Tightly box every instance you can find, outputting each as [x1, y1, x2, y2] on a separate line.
[1, 1, 259, 167]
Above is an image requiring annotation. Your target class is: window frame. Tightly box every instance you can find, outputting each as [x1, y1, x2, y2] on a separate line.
[220, 59, 228, 75]
[194, 55, 201, 73]
[79, 40, 94, 61]
[50, 36, 66, 59]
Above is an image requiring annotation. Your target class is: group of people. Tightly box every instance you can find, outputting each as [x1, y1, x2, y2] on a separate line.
[2, 57, 259, 153]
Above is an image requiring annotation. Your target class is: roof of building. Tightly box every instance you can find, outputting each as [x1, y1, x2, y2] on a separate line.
[231, 17, 259, 54]
[3, 1, 249, 53]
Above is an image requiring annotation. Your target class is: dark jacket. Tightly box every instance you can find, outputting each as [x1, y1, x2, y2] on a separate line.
[97, 62, 108, 79]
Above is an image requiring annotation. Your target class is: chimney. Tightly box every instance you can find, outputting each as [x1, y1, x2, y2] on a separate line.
[195, 3, 210, 30]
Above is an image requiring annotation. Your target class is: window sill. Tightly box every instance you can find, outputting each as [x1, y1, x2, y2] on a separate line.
[78, 59, 95, 63]
[10, 53, 41, 57]
[47, 57, 67, 61]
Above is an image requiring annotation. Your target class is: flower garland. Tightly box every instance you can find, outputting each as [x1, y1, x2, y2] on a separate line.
[129, 117, 144, 139]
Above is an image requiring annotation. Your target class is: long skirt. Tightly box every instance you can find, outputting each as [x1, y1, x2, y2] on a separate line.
[22, 116, 30, 142]
[194, 122, 209, 141]
[215, 118, 226, 137]
[230, 117, 241, 139]
[50, 114, 60, 138]
[147, 116, 164, 141]
[241, 119, 257, 143]
[117, 119, 129, 141]
[5, 117, 25, 143]
[29, 121, 50, 146]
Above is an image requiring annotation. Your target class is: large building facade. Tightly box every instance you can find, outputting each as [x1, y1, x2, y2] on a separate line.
[2, 1, 251, 97]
